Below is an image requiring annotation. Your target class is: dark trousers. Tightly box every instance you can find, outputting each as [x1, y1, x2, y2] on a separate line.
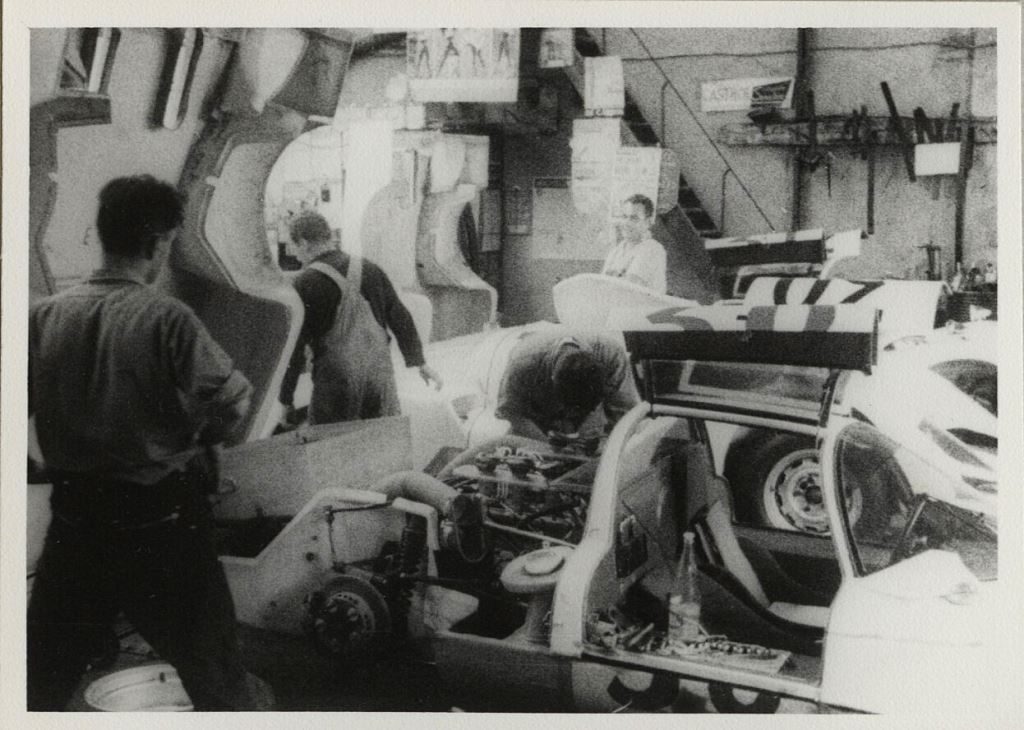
[27, 470, 272, 711]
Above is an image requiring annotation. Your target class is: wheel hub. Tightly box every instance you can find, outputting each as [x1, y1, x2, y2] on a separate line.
[305, 575, 391, 661]
[765, 452, 830, 534]
[763, 450, 864, 534]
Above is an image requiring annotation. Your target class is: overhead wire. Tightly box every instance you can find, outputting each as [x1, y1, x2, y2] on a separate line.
[625, 28, 776, 230]
[618, 39, 996, 62]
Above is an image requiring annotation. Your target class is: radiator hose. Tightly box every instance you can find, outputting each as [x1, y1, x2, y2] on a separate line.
[368, 470, 460, 514]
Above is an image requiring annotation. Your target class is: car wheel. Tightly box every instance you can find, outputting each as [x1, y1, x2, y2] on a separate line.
[726, 431, 862, 535]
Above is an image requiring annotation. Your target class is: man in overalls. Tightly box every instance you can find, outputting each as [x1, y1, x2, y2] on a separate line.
[279, 210, 403, 424]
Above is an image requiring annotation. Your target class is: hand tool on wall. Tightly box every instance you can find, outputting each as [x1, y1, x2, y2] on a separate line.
[880, 82, 916, 182]
[917, 242, 943, 281]
[953, 125, 975, 267]
[799, 89, 823, 172]
[842, 105, 867, 149]
[914, 107, 943, 200]
[845, 106, 875, 234]
[796, 90, 834, 197]
[865, 130, 877, 235]
[912, 107, 937, 143]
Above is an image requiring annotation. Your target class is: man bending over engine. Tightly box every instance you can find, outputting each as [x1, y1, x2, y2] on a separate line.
[495, 329, 640, 442]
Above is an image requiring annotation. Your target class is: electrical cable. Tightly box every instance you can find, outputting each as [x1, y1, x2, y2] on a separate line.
[617, 39, 996, 62]
[626, 29, 776, 231]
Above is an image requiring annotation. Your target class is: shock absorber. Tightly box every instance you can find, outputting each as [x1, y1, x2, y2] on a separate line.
[393, 515, 427, 638]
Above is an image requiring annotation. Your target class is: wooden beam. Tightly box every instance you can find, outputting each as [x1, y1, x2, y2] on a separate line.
[718, 116, 997, 147]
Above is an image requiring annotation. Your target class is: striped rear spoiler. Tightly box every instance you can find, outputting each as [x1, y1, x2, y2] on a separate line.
[705, 228, 826, 267]
[622, 303, 879, 373]
[743, 277, 949, 342]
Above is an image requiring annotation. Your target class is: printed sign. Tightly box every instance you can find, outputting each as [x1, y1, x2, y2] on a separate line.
[584, 56, 625, 115]
[656, 148, 680, 213]
[571, 117, 620, 215]
[611, 147, 663, 216]
[407, 29, 519, 103]
[538, 28, 573, 69]
[701, 76, 795, 112]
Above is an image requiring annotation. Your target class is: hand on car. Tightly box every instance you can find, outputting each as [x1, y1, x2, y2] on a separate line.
[419, 364, 444, 391]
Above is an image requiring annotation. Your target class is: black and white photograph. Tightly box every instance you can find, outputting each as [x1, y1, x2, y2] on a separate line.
[2, 1, 1021, 724]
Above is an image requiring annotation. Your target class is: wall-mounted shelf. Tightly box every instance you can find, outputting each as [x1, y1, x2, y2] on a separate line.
[718, 116, 997, 147]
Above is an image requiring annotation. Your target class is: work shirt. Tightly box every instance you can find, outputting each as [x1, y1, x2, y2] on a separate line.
[601, 237, 668, 294]
[29, 269, 252, 485]
[495, 329, 639, 437]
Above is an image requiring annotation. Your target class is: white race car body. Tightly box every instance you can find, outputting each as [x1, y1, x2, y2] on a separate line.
[143, 304, 996, 715]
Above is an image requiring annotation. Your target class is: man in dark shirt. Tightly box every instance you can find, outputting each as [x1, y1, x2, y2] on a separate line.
[28, 175, 272, 710]
[495, 329, 640, 441]
[279, 210, 441, 424]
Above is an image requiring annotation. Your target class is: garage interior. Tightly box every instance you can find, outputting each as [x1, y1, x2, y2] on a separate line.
[20, 18, 1012, 716]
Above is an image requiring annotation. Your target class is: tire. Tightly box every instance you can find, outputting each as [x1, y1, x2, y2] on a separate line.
[708, 682, 781, 714]
[725, 431, 838, 535]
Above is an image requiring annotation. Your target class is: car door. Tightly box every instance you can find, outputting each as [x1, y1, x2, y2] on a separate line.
[817, 419, 1000, 714]
[551, 303, 882, 707]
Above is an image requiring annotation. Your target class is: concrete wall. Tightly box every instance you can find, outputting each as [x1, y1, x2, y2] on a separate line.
[32, 28, 999, 318]
[597, 27, 998, 280]
[31, 29, 230, 290]
[499, 129, 606, 325]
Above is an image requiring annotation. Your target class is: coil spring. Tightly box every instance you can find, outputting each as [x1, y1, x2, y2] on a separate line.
[394, 516, 427, 635]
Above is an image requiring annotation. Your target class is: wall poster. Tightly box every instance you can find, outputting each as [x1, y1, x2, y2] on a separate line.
[407, 29, 519, 103]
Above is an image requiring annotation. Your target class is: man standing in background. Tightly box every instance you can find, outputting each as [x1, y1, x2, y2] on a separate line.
[279, 210, 442, 426]
[601, 193, 667, 294]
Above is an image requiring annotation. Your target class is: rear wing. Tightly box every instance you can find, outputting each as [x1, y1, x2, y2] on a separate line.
[622, 303, 879, 374]
[707, 229, 864, 298]
[705, 228, 828, 268]
[742, 277, 949, 344]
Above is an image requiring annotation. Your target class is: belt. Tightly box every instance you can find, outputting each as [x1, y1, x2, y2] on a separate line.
[49, 467, 203, 530]
[51, 509, 183, 531]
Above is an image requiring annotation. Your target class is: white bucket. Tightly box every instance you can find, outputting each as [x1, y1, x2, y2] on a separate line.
[84, 663, 194, 711]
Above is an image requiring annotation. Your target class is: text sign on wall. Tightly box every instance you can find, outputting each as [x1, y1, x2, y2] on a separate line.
[701, 76, 795, 112]
[538, 28, 573, 69]
[407, 29, 519, 103]
[570, 117, 621, 215]
[584, 56, 625, 115]
[611, 147, 663, 217]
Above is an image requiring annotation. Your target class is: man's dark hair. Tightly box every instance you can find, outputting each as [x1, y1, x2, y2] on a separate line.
[552, 349, 604, 416]
[625, 193, 654, 219]
[96, 175, 184, 257]
[289, 209, 334, 246]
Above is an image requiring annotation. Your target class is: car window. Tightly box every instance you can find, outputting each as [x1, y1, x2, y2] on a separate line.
[834, 423, 996, 579]
[930, 359, 998, 416]
[650, 360, 828, 412]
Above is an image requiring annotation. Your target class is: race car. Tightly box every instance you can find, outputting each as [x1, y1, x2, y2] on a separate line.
[406, 272, 997, 536]
[722, 318, 997, 534]
[199, 303, 999, 714]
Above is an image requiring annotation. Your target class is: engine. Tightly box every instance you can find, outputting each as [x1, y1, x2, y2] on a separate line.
[303, 439, 599, 662]
[444, 444, 595, 559]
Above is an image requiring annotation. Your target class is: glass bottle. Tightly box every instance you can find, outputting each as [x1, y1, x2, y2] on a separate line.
[668, 531, 702, 642]
[949, 262, 964, 292]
